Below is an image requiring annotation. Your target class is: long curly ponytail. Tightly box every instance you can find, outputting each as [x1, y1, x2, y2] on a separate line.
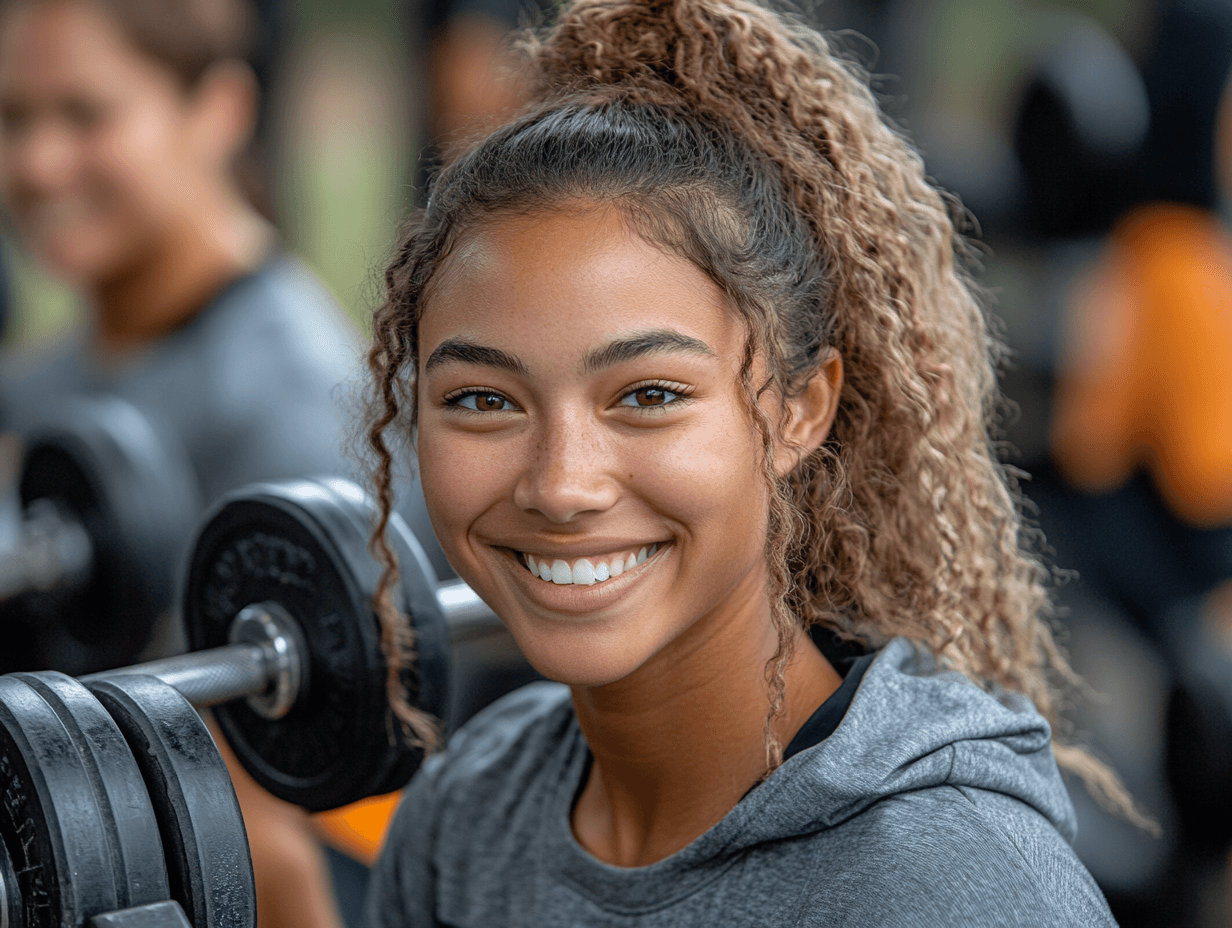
[365, 0, 1145, 823]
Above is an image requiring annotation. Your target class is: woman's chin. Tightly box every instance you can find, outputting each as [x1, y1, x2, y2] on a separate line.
[514, 633, 653, 691]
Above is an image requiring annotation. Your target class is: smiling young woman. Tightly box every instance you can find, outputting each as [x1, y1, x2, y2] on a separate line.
[361, 0, 1136, 923]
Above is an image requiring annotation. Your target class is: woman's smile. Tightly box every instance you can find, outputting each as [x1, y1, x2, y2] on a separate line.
[479, 539, 677, 621]
[520, 542, 665, 585]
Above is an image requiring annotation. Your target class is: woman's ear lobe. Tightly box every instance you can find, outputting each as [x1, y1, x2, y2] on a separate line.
[775, 350, 842, 476]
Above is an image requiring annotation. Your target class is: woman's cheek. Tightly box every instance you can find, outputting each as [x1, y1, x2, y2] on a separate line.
[418, 425, 488, 556]
[635, 412, 767, 554]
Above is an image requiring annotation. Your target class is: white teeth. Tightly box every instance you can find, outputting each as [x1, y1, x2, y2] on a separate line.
[520, 545, 666, 585]
[573, 559, 596, 585]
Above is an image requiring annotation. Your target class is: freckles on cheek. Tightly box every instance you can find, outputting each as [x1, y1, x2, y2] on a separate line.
[417, 425, 522, 571]
[642, 420, 768, 562]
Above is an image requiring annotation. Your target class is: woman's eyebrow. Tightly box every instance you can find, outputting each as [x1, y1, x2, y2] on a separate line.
[424, 339, 529, 375]
[582, 330, 715, 373]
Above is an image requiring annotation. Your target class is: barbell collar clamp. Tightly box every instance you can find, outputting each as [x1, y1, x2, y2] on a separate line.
[228, 603, 305, 720]
[0, 499, 93, 603]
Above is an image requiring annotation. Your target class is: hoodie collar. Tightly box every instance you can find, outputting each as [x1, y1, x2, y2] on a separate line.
[551, 637, 1076, 911]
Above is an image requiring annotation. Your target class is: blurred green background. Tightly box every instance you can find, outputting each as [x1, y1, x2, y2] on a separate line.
[0, 0, 1153, 345]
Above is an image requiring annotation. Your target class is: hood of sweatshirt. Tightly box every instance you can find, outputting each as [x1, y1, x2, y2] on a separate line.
[402, 635, 1085, 924]
[712, 636, 1077, 853]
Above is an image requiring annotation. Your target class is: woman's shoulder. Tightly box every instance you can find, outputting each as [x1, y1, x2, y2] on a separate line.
[371, 683, 576, 928]
[752, 639, 1114, 925]
[794, 784, 1114, 927]
[402, 681, 576, 819]
[437, 681, 575, 779]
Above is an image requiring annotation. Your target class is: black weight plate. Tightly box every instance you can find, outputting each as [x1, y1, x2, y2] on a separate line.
[0, 673, 169, 928]
[17, 394, 200, 671]
[87, 674, 256, 928]
[183, 477, 450, 811]
[294, 478, 451, 802]
[0, 821, 20, 928]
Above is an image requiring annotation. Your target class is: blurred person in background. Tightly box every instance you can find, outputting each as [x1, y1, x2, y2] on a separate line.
[0, 0, 362, 925]
[0, 244, 8, 341]
[1014, 0, 1232, 923]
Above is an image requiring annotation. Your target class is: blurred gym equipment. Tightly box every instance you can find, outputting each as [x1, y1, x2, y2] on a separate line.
[0, 475, 534, 928]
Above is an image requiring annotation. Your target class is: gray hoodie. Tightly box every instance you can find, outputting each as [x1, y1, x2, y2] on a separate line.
[368, 637, 1116, 927]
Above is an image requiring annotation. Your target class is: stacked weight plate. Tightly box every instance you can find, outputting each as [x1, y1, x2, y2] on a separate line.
[0, 672, 254, 928]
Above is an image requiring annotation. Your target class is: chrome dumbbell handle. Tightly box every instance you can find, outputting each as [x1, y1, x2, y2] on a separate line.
[81, 579, 501, 718]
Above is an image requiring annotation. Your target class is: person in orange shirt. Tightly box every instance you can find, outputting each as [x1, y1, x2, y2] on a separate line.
[1043, 1, 1232, 920]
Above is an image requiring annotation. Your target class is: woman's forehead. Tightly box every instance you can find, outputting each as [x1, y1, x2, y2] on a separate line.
[419, 208, 745, 370]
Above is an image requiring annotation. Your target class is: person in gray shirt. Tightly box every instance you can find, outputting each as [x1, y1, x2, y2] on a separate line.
[371, 643, 1113, 927]
[358, 0, 1137, 923]
[0, 255, 358, 511]
[0, 2, 366, 926]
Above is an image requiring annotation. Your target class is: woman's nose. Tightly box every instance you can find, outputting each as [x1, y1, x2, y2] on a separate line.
[513, 414, 619, 523]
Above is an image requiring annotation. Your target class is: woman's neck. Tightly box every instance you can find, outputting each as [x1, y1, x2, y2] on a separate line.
[569, 588, 841, 868]
[93, 191, 274, 352]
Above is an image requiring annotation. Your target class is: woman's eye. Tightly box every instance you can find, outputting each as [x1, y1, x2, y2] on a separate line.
[449, 391, 512, 412]
[620, 386, 682, 408]
[62, 98, 105, 132]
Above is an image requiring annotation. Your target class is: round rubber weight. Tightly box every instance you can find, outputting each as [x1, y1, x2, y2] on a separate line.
[87, 674, 256, 928]
[17, 394, 199, 669]
[0, 673, 169, 928]
[183, 477, 450, 811]
[0, 822, 21, 928]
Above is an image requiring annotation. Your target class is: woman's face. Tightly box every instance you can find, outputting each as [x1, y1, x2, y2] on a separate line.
[0, 1, 207, 284]
[416, 206, 790, 689]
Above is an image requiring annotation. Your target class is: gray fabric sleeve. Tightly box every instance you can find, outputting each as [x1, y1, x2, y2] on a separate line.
[367, 756, 445, 928]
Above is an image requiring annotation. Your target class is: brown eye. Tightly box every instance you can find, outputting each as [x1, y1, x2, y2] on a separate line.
[453, 391, 510, 411]
[620, 386, 682, 409]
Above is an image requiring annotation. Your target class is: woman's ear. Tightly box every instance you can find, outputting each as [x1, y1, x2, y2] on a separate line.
[774, 349, 842, 476]
[186, 59, 259, 168]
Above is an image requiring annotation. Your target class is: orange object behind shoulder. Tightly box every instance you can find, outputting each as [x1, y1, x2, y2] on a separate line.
[314, 792, 403, 867]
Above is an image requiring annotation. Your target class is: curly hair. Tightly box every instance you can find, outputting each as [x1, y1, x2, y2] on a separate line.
[364, 0, 1142, 822]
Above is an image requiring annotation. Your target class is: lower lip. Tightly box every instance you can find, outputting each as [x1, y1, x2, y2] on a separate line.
[499, 545, 671, 616]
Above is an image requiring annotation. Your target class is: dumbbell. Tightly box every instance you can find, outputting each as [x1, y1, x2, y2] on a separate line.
[91, 474, 527, 810]
[0, 475, 532, 928]
[0, 394, 200, 673]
